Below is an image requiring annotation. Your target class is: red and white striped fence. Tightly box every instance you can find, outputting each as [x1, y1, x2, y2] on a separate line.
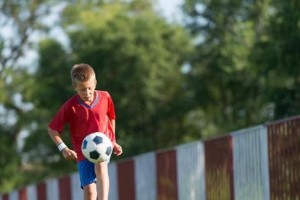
[2, 116, 300, 200]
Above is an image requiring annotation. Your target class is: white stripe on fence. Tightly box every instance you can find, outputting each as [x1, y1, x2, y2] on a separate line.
[9, 191, 17, 200]
[108, 162, 118, 200]
[176, 141, 206, 200]
[27, 184, 37, 200]
[70, 172, 83, 200]
[232, 125, 270, 200]
[134, 152, 156, 200]
[46, 178, 59, 200]
[260, 125, 270, 200]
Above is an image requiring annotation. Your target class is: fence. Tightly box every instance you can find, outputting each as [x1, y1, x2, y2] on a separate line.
[1, 116, 300, 200]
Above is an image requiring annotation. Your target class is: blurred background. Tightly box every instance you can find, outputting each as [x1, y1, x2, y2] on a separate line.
[0, 0, 299, 194]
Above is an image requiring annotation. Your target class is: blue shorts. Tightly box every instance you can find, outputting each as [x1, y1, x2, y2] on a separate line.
[77, 159, 97, 188]
[77, 159, 110, 188]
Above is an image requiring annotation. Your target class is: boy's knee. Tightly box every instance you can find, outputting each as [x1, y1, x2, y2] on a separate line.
[83, 184, 97, 199]
[95, 162, 108, 175]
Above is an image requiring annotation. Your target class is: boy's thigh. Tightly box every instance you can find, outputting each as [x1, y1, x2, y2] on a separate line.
[78, 159, 96, 187]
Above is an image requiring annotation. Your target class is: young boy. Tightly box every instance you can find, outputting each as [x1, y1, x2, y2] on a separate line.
[48, 63, 122, 200]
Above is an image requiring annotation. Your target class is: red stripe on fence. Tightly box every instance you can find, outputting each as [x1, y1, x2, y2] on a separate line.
[267, 117, 300, 199]
[37, 182, 46, 200]
[19, 188, 27, 200]
[204, 136, 234, 200]
[2, 194, 8, 200]
[59, 176, 71, 200]
[156, 149, 178, 200]
[117, 159, 135, 200]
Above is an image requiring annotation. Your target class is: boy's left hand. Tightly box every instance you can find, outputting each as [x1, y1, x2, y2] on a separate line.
[112, 141, 123, 156]
[62, 148, 78, 161]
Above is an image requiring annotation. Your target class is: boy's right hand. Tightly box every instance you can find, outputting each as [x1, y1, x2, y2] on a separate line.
[112, 141, 123, 156]
[62, 148, 78, 161]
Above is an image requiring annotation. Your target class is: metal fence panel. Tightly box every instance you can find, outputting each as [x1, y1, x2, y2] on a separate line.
[70, 173, 83, 200]
[18, 188, 26, 200]
[2, 194, 7, 200]
[156, 149, 178, 200]
[232, 125, 270, 200]
[108, 162, 118, 200]
[176, 141, 206, 200]
[26, 184, 37, 200]
[8, 191, 17, 200]
[117, 159, 136, 200]
[204, 135, 234, 200]
[46, 178, 59, 200]
[58, 176, 71, 200]
[267, 117, 300, 199]
[134, 152, 156, 200]
[37, 182, 46, 200]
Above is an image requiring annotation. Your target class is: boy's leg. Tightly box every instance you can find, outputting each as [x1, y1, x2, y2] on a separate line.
[83, 184, 97, 200]
[94, 162, 109, 200]
[78, 159, 98, 200]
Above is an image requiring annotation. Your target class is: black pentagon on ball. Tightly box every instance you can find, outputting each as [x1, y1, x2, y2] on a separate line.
[106, 146, 112, 156]
[90, 150, 100, 159]
[82, 140, 88, 149]
[93, 136, 103, 145]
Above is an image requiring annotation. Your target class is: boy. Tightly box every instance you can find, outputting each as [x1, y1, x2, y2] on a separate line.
[48, 63, 122, 200]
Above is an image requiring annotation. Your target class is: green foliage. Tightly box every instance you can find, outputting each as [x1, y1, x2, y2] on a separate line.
[254, 0, 300, 119]
[0, 131, 21, 193]
[22, 39, 76, 177]
[0, 0, 64, 192]
[182, 0, 273, 137]
[0, 68, 37, 193]
[182, 0, 300, 138]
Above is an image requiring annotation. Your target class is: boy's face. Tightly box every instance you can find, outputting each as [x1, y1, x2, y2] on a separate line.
[74, 77, 97, 103]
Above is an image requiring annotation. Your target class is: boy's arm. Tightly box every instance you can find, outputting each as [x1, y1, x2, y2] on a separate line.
[109, 119, 122, 156]
[47, 127, 64, 146]
[111, 119, 115, 139]
[47, 127, 77, 160]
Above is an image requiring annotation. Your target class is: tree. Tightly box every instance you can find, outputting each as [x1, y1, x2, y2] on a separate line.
[253, 0, 300, 119]
[22, 38, 77, 179]
[0, 0, 64, 193]
[182, 0, 272, 137]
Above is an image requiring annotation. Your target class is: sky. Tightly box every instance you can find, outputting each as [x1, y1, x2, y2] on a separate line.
[156, 0, 184, 23]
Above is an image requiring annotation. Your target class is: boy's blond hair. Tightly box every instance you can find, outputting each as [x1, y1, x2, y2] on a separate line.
[71, 63, 96, 86]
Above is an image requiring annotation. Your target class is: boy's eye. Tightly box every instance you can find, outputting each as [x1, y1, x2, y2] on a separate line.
[80, 87, 92, 91]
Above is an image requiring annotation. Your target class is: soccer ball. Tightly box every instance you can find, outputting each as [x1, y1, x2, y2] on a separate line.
[81, 132, 113, 163]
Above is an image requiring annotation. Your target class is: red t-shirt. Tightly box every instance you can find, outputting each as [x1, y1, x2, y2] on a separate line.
[48, 90, 116, 162]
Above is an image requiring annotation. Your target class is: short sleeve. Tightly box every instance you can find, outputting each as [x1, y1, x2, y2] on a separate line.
[106, 93, 116, 120]
[48, 102, 69, 133]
